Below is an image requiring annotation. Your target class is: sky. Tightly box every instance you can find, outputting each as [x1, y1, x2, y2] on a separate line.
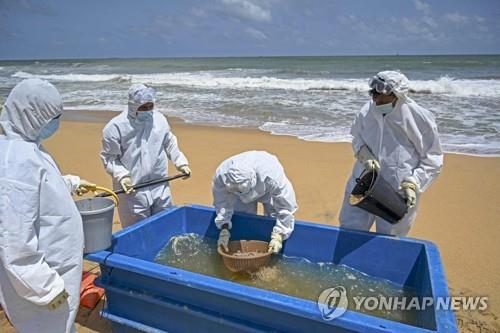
[1, 0, 499, 60]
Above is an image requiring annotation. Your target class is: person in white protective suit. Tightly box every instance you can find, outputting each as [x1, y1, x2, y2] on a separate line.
[0, 79, 96, 333]
[339, 71, 443, 236]
[101, 83, 191, 228]
[213, 151, 298, 254]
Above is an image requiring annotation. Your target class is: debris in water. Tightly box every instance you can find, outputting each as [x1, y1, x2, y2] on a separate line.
[233, 250, 263, 257]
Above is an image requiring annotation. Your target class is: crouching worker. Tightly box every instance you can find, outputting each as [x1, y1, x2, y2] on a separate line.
[212, 151, 298, 254]
[0, 79, 95, 333]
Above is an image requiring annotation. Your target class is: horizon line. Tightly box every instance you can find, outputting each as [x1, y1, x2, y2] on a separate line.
[1, 53, 500, 62]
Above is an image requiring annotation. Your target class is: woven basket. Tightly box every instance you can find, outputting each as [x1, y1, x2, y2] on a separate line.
[218, 240, 271, 272]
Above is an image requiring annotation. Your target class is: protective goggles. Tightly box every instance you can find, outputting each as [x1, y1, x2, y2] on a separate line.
[226, 180, 252, 195]
[133, 87, 156, 104]
[368, 76, 393, 95]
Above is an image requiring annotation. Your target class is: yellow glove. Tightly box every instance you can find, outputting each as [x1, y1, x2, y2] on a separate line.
[356, 145, 381, 172]
[120, 176, 134, 194]
[177, 165, 191, 179]
[268, 232, 283, 253]
[47, 289, 69, 310]
[400, 181, 417, 208]
[75, 179, 96, 196]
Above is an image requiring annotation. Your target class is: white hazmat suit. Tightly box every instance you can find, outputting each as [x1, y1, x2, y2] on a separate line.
[101, 84, 189, 227]
[0, 79, 84, 333]
[339, 71, 443, 236]
[212, 151, 298, 240]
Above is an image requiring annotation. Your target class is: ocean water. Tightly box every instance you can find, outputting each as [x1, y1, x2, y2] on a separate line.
[154, 233, 419, 326]
[0, 55, 499, 156]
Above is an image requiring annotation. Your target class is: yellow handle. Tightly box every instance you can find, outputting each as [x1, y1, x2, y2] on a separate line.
[77, 184, 119, 206]
[94, 186, 119, 206]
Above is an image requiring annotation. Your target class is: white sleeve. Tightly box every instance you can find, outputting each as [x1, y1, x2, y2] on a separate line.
[62, 174, 80, 194]
[164, 131, 189, 168]
[212, 176, 236, 229]
[0, 178, 65, 306]
[350, 110, 366, 155]
[101, 125, 130, 181]
[405, 113, 444, 192]
[268, 179, 298, 240]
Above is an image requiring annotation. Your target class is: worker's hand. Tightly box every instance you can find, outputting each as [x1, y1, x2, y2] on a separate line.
[400, 181, 417, 208]
[47, 289, 69, 310]
[363, 159, 381, 172]
[120, 176, 134, 194]
[177, 165, 191, 179]
[356, 145, 380, 172]
[75, 179, 96, 196]
[268, 232, 283, 254]
[217, 228, 230, 252]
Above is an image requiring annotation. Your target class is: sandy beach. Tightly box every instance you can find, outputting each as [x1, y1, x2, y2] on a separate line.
[1, 110, 499, 332]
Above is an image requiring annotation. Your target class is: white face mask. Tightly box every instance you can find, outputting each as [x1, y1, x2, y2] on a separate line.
[375, 102, 394, 115]
[37, 117, 60, 141]
[239, 189, 261, 203]
[238, 190, 260, 203]
[136, 111, 153, 122]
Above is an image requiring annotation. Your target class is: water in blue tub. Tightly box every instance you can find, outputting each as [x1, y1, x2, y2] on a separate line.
[155, 233, 419, 326]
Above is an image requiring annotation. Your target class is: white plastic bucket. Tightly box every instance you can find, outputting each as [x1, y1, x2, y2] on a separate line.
[75, 197, 115, 254]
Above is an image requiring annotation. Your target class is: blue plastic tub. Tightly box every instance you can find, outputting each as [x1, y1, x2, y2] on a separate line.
[86, 205, 457, 333]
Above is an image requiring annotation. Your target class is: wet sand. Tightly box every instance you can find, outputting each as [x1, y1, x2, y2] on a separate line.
[1, 110, 499, 332]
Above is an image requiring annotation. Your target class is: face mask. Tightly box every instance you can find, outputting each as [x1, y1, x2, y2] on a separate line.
[38, 117, 60, 141]
[239, 189, 261, 203]
[375, 102, 394, 115]
[136, 111, 153, 122]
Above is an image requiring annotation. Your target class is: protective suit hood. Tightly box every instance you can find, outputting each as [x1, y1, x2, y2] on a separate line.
[223, 164, 257, 192]
[0, 78, 63, 142]
[127, 84, 156, 118]
[376, 71, 410, 101]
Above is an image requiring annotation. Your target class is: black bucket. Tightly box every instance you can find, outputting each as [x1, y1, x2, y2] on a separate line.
[349, 170, 408, 224]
